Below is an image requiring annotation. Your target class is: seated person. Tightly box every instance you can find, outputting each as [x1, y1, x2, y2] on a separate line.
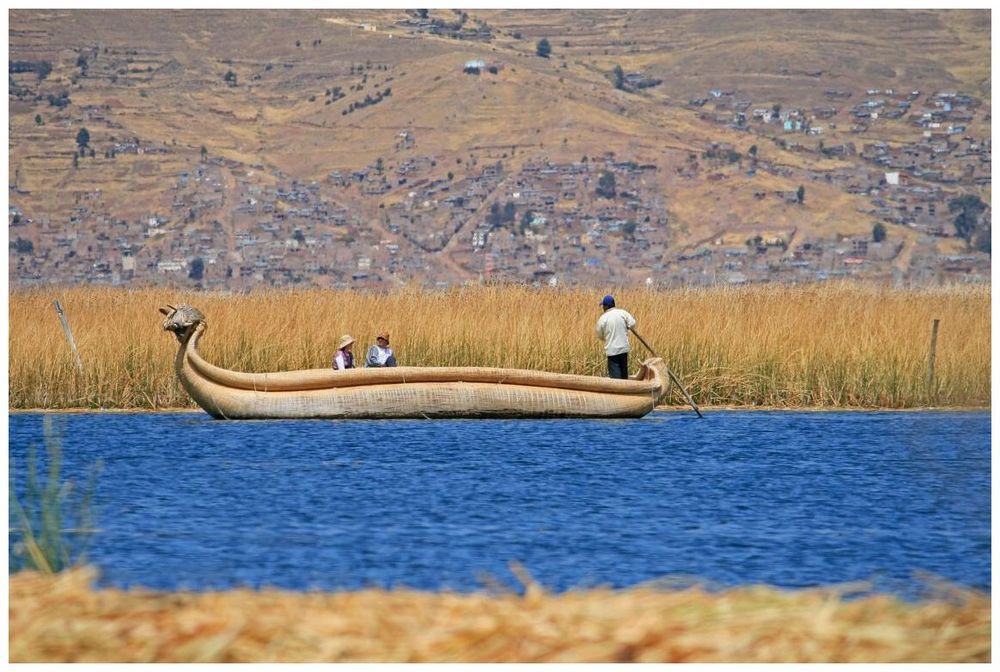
[331, 334, 356, 370]
[365, 331, 397, 367]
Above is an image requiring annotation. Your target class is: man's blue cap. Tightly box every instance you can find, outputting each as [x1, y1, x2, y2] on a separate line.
[601, 295, 615, 307]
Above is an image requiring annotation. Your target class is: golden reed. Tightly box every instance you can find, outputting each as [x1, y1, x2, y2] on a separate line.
[8, 283, 990, 409]
[9, 567, 989, 662]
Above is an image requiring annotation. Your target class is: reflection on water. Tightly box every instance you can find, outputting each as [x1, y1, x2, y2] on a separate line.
[8, 410, 990, 596]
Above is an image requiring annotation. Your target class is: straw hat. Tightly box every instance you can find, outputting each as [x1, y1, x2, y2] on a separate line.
[377, 331, 390, 341]
[338, 334, 355, 350]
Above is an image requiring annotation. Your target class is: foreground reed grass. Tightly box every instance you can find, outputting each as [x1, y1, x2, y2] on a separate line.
[9, 567, 988, 662]
[9, 417, 100, 574]
[8, 283, 990, 409]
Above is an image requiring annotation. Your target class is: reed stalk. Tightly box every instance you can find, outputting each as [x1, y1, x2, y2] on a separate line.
[8, 283, 990, 409]
[9, 417, 101, 573]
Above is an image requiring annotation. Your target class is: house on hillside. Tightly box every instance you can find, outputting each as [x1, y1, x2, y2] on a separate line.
[463, 59, 485, 74]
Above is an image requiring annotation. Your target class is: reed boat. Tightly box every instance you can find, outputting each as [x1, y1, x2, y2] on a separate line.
[160, 304, 667, 419]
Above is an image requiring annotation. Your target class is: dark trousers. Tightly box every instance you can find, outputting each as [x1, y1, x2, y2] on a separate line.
[607, 352, 629, 379]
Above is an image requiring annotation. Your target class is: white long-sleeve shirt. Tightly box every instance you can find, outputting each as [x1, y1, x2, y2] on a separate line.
[365, 344, 396, 367]
[596, 307, 636, 356]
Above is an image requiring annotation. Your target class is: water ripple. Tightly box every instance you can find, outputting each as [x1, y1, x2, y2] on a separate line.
[8, 410, 990, 597]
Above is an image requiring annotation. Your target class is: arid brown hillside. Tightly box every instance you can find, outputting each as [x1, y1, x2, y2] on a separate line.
[8, 9, 991, 289]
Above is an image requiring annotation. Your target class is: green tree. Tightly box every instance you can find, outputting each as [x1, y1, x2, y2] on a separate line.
[188, 257, 205, 281]
[623, 220, 637, 238]
[596, 170, 616, 199]
[34, 114, 43, 125]
[12, 237, 33, 254]
[487, 202, 502, 228]
[224, 70, 237, 86]
[749, 144, 757, 158]
[75, 127, 90, 151]
[503, 201, 516, 224]
[612, 64, 625, 90]
[796, 185, 805, 204]
[872, 222, 887, 243]
[33, 61, 52, 80]
[536, 38, 552, 58]
[948, 194, 987, 249]
[974, 221, 990, 254]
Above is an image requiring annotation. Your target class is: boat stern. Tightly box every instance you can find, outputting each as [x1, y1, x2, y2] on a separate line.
[634, 357, 669, 403]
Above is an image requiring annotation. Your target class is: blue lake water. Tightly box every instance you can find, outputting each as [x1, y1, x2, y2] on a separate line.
[8, 410, 991, 598]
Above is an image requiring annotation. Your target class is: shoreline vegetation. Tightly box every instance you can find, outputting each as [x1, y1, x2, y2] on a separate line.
[8, 405, 992, 414]
[9, 567, 989, 663]
[9, 283, 990, 410]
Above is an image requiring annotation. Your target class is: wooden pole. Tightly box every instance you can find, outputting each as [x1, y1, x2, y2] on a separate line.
[926, 318, 940, 395]
[53, 300, 84, 374]
[628, 327, 703, 418]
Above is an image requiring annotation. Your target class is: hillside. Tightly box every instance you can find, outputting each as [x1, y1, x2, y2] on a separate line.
[8, 8, 991, 289]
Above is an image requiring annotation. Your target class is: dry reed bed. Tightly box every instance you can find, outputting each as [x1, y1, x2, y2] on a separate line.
[8, 284, 990, 409]
[9, 567, 989, 663]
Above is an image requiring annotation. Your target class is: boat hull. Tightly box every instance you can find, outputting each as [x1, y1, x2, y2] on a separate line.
[189, 379, 661, 419]
[170, 320, 666, 420]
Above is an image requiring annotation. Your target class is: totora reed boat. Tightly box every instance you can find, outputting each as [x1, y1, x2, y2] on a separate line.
[161, 304, 667, 419]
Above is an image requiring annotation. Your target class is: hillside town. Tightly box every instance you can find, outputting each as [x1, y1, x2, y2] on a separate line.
[8, 44, 991, 290]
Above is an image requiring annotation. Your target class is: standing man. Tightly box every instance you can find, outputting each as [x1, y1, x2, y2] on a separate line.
[595, 295, 636, 379]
